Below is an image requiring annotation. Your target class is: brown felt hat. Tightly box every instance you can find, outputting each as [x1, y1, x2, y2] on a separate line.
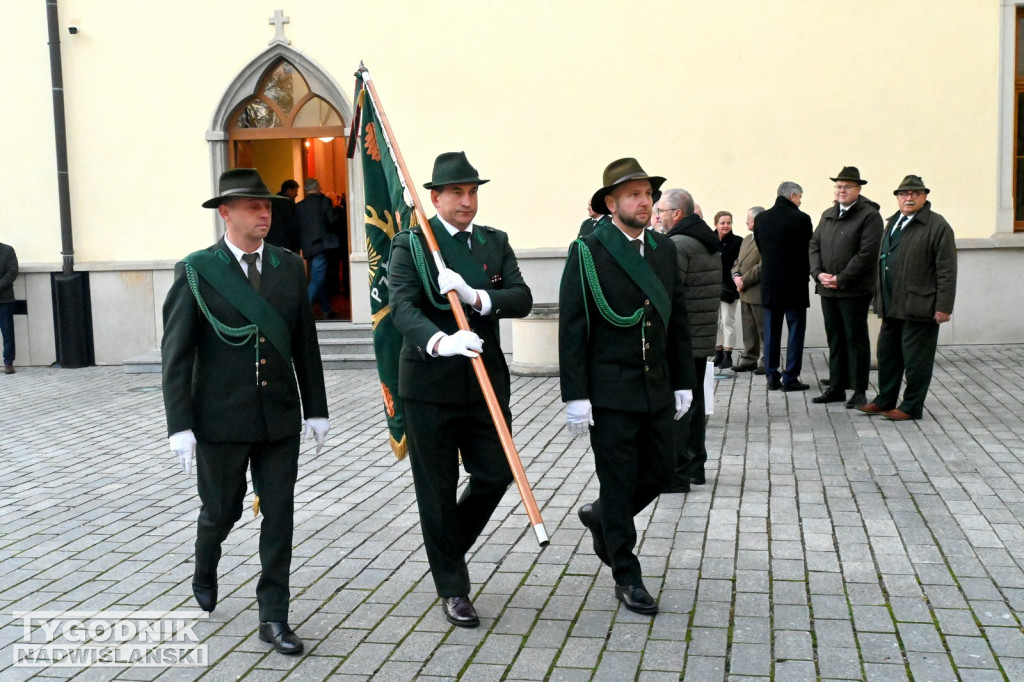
[202, 168, 289, 208]
[589, 158, 666, 216]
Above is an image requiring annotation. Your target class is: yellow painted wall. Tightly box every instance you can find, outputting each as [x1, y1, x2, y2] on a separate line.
[0, 0, 1004, 264]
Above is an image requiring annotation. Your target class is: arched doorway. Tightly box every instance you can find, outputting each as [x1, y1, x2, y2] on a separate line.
[207, 45, 366, 322]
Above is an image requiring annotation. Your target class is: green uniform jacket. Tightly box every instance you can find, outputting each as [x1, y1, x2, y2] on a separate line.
[161, 238, 328, 441]
[875, 202, 957, 321]
[388, 217, 533, 405]
[559, 227, 696, 412]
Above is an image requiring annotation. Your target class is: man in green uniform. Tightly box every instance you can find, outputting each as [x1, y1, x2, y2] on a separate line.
[388, 152, 532, 627]
[560, 158, 695, 616]
[162, 168, 329, 655]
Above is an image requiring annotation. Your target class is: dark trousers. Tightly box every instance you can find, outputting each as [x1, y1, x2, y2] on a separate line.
[673, 357, 709, 482]
[763, 306, 807, 383]
[195, 436, 299, 622]
[589, 405, 675, 587]
[404, 398, 514, 597]
[738, 301, 764, 368]
[0, 302, 14, 365]
[872, 317, 940, 419]
[821, 295, 872, 392]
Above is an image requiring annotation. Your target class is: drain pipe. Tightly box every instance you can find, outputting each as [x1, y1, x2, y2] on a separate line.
[45, 0, 94, 367]
[46, 0, 74, 275]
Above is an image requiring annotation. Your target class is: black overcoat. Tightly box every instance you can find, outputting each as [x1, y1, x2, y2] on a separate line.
[753, 195, 813, 309]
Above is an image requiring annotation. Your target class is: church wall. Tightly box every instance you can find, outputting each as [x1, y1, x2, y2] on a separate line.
[1, 1, 1017, 364]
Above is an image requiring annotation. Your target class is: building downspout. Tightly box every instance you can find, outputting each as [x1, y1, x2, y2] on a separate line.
[46, 0, 74, 274]
[45, 0, 94, 367]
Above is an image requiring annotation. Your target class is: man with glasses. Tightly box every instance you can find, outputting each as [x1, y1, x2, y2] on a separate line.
[808, 167, 883, 409]
[857, 175, 956, 421]
[658, 189, 721, 492]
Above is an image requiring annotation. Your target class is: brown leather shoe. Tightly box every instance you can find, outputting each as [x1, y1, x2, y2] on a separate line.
[856, 402, 888, 415]
[4, 364, 13, 375]
[883, 408, 916, 421]
[441, 596, 479, 627]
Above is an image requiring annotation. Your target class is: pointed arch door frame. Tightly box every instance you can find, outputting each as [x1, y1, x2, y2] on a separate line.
[206, 44, 369, 321]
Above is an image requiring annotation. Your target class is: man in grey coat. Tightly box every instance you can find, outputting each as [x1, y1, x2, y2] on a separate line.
[809, 167, 883, 409]
[658, 189, 721, 491]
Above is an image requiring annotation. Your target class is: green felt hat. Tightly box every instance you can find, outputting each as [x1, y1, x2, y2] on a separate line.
[830, 166, 867, 185]
[202, 168, 289, 208]
[422, 152, 490, 190]
[893, 174, 930, 195]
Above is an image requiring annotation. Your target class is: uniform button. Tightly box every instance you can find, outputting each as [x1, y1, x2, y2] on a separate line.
[260, 358, 267, 365]
[644, 365, 650, 372]
[259, 336, 266, 343]
[646, 321, 652, 327]
[644, 299, 650, 306]
[260, 380, 268, 387]
[644, 342, 650, 350]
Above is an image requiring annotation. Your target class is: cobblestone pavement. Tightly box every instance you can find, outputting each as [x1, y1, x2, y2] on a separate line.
[1, 346, 1023, 681]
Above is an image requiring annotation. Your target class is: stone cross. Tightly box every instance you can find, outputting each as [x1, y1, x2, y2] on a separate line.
[268, 10, 291, 45]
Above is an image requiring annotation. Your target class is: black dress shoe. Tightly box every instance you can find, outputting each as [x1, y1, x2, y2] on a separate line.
[614, 584, 658, 615]
[811, 388, 846, 404]
[578, 504, 612, 566]
[441, 596, 480, 627]
[845, 391, 867, 409]
[663, 479, 690, 494]
[767, 377, 782, 390]
[690, 472, 706, 485]
[754, 366, 766, 376]
[192, 573, 217, 613]
[781, 381, 809, 392]
[259, 621, 304, 655]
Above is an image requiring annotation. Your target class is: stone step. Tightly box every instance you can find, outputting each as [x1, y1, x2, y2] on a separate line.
[319, 337, 375, 355]
[322, 354, 378, 371]
[314, 321, 375, 339]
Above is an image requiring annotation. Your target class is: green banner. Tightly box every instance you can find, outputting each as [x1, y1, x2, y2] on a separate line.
[359, 87, 415, 459]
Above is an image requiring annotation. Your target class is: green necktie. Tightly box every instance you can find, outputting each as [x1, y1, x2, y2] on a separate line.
[241, 252, 261, 292]
[454, 231, 471, 251]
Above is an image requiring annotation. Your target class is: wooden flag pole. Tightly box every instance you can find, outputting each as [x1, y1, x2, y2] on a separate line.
[354, 65, 549, 547]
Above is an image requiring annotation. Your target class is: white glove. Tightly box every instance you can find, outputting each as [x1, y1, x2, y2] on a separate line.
[565, 399, 593, 437]
[438, 268, 478, 306]
[436, 330, 483, 358]
[303, 418, 330, 454]
[169, 429, 197, 475]
[674, 390, 694, 420]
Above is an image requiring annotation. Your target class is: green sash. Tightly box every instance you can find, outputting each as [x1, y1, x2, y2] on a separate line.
[430, 217, 490, 288]
[183, 249, 293, 364]
[593, 222, 672, 327]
